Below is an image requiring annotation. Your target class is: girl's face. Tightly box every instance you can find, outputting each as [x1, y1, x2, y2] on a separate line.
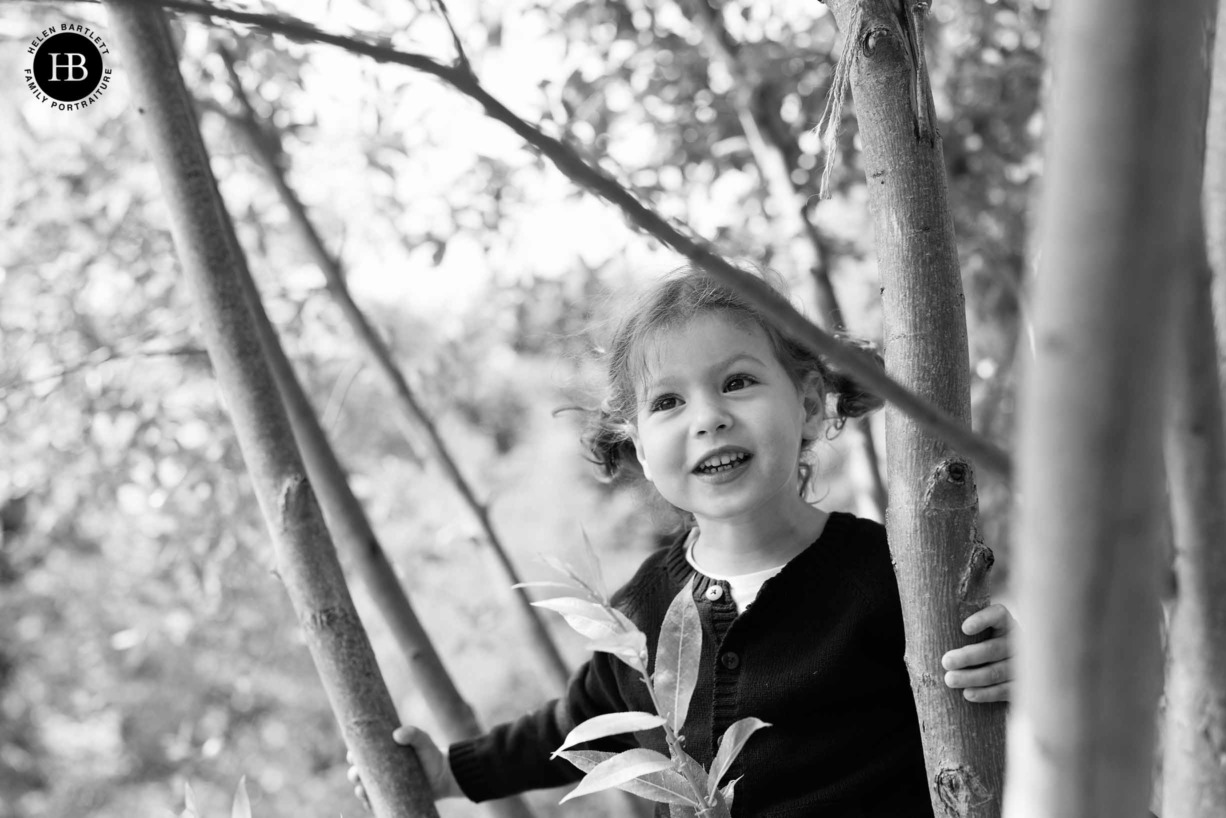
[629, 313, 822, 526]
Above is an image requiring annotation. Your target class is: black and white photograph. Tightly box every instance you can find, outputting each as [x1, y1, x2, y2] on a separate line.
[1, 1, 1222, 817]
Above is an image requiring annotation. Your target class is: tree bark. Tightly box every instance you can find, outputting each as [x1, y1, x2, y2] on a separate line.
[823, 3, 1005, 815]
[1162, 4, 1226, 816]
[1003, 2, 1209, 817]
[103, 4, 439, 816]
[1163, 220, 1226, 818]
[1209, 0, 1226, 380]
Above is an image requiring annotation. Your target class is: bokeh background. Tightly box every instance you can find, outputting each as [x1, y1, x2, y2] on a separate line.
[0, 1, 1044, 815]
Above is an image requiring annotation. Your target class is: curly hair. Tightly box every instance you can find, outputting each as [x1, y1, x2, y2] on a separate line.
[581, 266, 884, 493]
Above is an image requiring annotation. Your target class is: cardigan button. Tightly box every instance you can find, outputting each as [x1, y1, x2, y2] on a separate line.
[704, 584, 724, 601]
[720, 651, 740, 670]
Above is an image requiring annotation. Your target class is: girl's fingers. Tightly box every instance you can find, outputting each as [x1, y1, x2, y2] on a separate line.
[944, 659, 1012, 690]
[942, 635, 1011, 670]
[347, 766, 360, 785]
[392, 725, 421, 746]
[961, 602, 1014, 636]
[961, 682, 1011, 704]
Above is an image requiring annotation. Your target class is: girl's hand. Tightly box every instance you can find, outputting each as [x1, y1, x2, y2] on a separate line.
[346, 726, 464, 808]
[940, 602, 1015, 703]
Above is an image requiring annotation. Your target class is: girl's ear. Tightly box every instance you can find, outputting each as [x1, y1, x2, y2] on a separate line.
[629, 428, 654, 484]
[800, 374, 826, 438]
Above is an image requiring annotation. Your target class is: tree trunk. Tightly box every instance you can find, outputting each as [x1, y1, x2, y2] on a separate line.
[1162, 4, 1226, 816]
[1209, 0, 1226, 380]
[103, 4, 438, 816]
[823, 3, 1005, 815]
[1163, 219, 1226, 818]
[1003, 2, 1208, 817]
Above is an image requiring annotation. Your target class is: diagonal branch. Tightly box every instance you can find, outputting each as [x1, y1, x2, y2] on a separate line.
[0, 344, 206, 398]
[97, 0, 1011, 481]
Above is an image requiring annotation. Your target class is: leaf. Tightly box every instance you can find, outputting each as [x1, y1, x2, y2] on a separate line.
[232, 776, 252, 818]
[183, 782, 198, 818]
[558, 747, 674, 803]
[707, 717, 770, 795]
[720, 776, 742, 809]
[556, 748, 613, 773]
[511, 580, 586, 594]
[531, 596, 623, 641]
[578, 526, 608, 599]
[586, 629, 647, 673]
[554, 711, 665, 755]
[609, 606, 640, 634]
[538, 553, 602, 600]
[672, 745, 711, 795]
[557, 750, 699, 806]
[653, 580, 701, 734]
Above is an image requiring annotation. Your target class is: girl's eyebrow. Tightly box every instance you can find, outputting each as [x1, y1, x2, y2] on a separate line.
[642, 352, 767, 392]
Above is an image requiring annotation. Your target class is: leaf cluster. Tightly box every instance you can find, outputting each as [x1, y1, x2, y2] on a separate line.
[528, 547, 768, 817]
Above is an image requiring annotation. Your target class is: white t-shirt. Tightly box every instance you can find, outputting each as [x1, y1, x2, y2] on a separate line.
[684, 529, 787, 614]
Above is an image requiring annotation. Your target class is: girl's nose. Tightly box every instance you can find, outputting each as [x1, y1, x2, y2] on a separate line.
[691, 398, 732, 436]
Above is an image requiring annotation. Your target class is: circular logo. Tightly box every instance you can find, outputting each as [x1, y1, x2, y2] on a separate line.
[24, 25, 112, 110]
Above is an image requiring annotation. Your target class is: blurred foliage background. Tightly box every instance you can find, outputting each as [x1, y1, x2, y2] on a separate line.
[0, 0, 1044, 815]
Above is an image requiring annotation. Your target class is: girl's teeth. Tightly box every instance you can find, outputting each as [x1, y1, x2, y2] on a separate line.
[699, 453, 747, 472]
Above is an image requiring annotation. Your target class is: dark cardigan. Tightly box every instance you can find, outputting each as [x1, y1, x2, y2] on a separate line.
[448, 512, 934, 817]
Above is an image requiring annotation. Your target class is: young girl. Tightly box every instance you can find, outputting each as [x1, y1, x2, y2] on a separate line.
[352, 268, 1014, 817]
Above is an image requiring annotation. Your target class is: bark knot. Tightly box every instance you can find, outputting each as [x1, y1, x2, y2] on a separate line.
[957, 540, 995, 603]
[862, 25, 896, 55]
[304, 605, 356, 633]
[923, 458, 977, 510]
[935, 764, 992, 817]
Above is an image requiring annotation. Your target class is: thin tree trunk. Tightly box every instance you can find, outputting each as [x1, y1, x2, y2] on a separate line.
[102, 4, 438, 816]
[214, 50, 572, 695]
[1003, 2, 1208, 817]
[1162, 4, 1226, 815]
[1209, 0, 1226, 380]
[822, 3, 1004, 815]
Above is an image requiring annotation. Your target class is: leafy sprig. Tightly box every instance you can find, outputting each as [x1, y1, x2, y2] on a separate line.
[521, 539, 769, 817]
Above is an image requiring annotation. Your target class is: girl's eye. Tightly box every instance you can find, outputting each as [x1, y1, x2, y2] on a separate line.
[650, 395, 680, 412]
[725, 374, 756, 392]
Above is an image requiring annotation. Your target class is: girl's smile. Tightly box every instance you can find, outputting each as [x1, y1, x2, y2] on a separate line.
[629, 314, 825, 558]
[691, 446, 752, 481]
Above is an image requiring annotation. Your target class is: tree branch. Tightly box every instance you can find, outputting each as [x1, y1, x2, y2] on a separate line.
[0, 345, 206, 398]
